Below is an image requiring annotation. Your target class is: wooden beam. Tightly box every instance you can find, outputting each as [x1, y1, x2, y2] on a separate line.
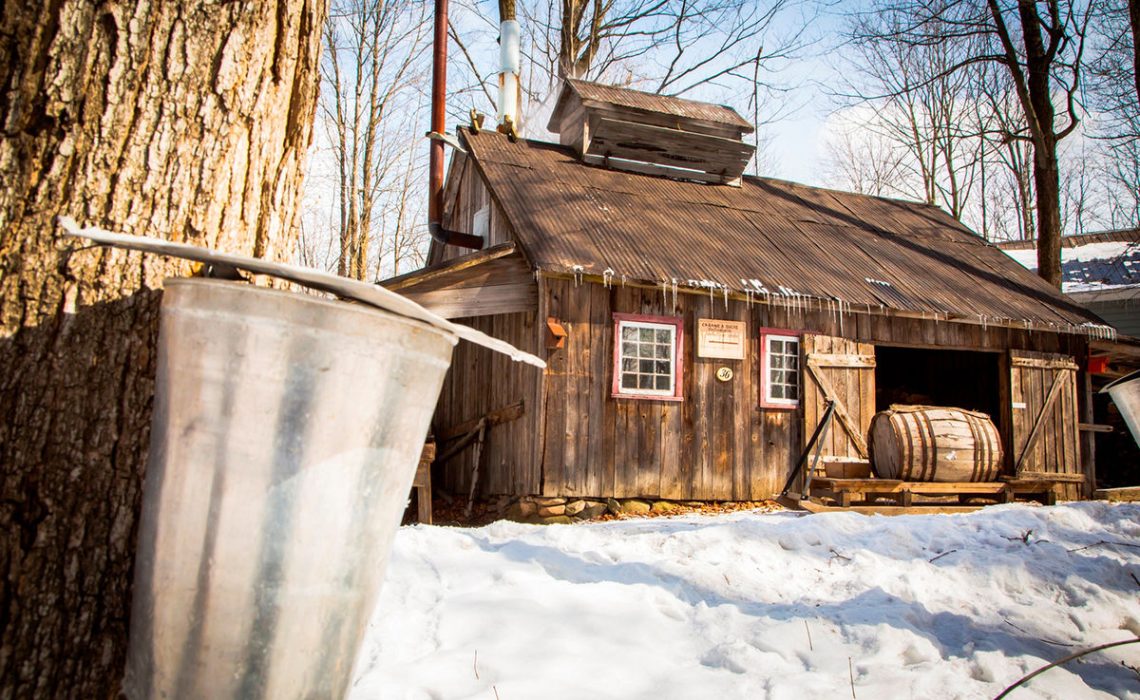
[1010, 357, 1080, 371]
[1014, 471, 1086, 483]
[383, 242, 519, 291]
[437, 401, 525, 441]
[1078, 423, 1112, 433]
[806, 353, 876, 369]
[401, 283, 537, 319]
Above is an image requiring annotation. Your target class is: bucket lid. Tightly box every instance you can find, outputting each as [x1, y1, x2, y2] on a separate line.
[60, 217, 545, 368]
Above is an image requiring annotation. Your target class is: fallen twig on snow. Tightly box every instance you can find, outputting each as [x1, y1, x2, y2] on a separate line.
[993, 637, 1140, 699]
[929, 549, 959, 563]
[848, 657, 856, 699]
[474, 649, 480, 680]
[1066, 540, 1140, 554]
[1002, 619, 1075, 647]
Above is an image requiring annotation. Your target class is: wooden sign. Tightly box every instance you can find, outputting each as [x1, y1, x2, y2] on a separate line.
[697, 319, 746, 360]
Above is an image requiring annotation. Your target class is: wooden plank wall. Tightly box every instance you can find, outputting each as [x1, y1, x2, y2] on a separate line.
[534, 277, 1089, 501]
[433, 311, 543, 496]
[428, 151, 514, 266]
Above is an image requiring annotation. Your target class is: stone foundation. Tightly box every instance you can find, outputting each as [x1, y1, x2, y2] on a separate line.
[498, 496, 718, 524]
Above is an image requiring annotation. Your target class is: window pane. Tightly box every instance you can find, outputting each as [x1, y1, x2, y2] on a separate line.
[622, 373, 638, 389]
[786, 385, 798, 400]
[772, 355, 784, 369]
[655, 343, 669, 359]
[640, 328, 654, 342]
[639, 374, 653, 389]
[786, 356, 798, 370]
[655, 329, 671, 344]
[655, 360, 669, 374]
[656, 375, 671, 390]
[622, 327, 638, 341]
[771, 339, 783, 353]
[772, 384, 784, 399]
[622, 342, 637, 356]
[622, 357, 637, 372]
[640, 359, 655, 373]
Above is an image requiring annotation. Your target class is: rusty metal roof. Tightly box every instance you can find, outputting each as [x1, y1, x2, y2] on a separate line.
[549, 79, 755, 133]
[462, 129, 1102, 331]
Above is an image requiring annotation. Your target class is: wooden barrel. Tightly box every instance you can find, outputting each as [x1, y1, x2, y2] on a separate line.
[870, 405, 1003, 482]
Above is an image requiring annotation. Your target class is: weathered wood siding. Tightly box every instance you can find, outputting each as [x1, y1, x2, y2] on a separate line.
[429, 151, 514, 265]
[534, 276, 1088, 501]
[433, 311, 543, 496]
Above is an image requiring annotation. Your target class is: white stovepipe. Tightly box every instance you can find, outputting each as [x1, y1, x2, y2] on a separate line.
[497, 19, 520, 127]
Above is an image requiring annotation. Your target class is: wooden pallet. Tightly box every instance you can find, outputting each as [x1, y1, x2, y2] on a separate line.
[806, 477, 1058, 509]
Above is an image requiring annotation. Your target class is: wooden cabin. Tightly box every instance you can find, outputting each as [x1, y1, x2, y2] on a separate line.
[385, 79, 1116, 510]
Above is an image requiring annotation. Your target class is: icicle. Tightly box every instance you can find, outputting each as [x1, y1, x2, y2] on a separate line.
[571, 264, 585, 287]
[602, 267, 615, 289]
[621, 274, 627, 288]
[671, 278, 678, 308]
[723, 287, 729, 311]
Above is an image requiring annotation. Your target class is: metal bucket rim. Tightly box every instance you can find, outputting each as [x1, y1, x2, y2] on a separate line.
[1100, 368, 1140, 394]
[163, 277, 458, 345]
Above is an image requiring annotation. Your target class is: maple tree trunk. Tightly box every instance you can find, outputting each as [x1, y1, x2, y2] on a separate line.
[1033, 147, 1064, 287]
[0, 1, 325, 697]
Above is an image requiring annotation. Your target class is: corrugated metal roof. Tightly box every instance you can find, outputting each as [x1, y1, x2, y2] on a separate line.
[552, 79, 755, 132]
[462, 129, 1102, 331]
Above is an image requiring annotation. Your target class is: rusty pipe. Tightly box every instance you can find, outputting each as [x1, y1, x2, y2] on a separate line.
[429, 0, 482, 250]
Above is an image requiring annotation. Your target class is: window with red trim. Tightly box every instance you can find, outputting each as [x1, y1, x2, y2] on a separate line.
[760, 329, 800, 409]
[612, 313, 683, 401]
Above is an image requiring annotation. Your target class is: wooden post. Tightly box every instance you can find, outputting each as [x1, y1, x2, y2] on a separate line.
[1081, 370, 1096, 499]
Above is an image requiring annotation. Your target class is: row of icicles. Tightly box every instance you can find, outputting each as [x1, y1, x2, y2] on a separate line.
[575, 265, 1119, 341]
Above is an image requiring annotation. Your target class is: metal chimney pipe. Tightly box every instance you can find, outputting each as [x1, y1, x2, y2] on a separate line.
[428, 0, 482, 250]
[497, 19, 521, 128]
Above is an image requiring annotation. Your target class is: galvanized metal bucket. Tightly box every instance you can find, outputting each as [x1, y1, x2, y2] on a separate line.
[1102, 369, 1140, 448]
[123, 279, 457, 699]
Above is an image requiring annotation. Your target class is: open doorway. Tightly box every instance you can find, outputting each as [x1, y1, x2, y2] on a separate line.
[874, 346, 1003, 424]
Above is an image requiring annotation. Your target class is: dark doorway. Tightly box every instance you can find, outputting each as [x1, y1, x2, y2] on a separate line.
[875, 346, 1002, 424]
[1093, 385, 1140, 488]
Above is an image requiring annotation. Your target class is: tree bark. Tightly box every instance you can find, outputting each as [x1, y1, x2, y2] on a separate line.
[0, 1, 325, 697]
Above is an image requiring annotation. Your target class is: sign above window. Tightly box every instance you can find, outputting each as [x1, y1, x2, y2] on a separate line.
[697, 319, 746, 360]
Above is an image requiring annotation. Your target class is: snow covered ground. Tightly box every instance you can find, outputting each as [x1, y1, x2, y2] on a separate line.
[351, 502, 1140, 699]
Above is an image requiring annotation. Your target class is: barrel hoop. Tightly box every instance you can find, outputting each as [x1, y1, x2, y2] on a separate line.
[979, 414, 995, 481]
[925, 411, 937, 481]
[900, 412, 914, 481]
[965, 412, 982, 481]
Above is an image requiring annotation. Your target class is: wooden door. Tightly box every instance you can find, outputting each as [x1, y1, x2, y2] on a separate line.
[802, 335, 876, 472]
[1008, 350, 1083, 494]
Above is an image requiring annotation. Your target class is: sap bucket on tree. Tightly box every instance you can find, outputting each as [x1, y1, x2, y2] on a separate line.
[1102, 369, 1140, 448]
[59, 220, 543, 700]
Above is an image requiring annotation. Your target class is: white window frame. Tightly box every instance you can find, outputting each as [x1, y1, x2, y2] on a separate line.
[612, 314, 683, 401]
[761, 331, 800, 408]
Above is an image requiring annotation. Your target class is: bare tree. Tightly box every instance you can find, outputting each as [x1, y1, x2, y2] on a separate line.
[0, 1, 325, 695]
[824, 116, 909, 198]
[850, 0, 1091, 287]
[1087, 1, 1140, 151]
[320, 0, 430, 280]
[841, 10, 986, 220]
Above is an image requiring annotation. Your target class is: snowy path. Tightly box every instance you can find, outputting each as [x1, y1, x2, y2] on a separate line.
[351, 503, 1140, 699]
